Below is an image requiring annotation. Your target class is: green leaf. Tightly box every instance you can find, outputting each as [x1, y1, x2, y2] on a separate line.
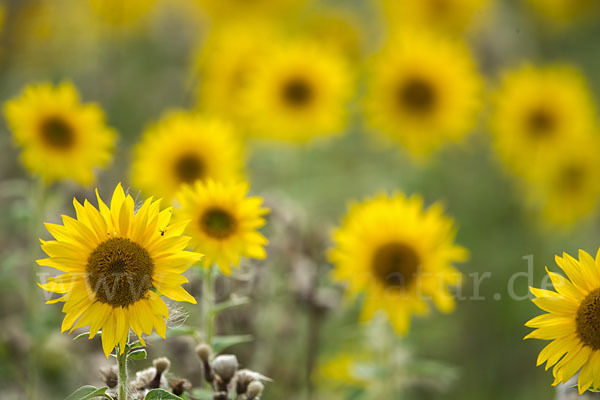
[189, 388, 213, 400]
[64, 385, 112, 400]
[211, 296, 251, 316]
[128, 348, 147, 360]
[165, 325, 197, 338]
[212, 334, 253, 354]
[143, 389, 183, 399]
[73, 331, 101, 341]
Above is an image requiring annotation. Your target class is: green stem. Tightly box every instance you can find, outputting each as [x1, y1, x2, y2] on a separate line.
[117, 346, 128, 400]
[203, 266, 215, 345]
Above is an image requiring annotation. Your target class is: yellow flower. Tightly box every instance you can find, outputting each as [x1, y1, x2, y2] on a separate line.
[525, 136, 600, 228]
[315, 353, 369, 387]
[299, 10, 364, 60]
[241, 40, 353, 143]
[195, 0, 304, 21]
[328, 193, 468, 334]
[3, 82, 115, 185]
[193, 20, 278, 125]
[364, 30, 483, 158]
[38, 183, 202, 357]
[175, 180, 269, 275]
[525, 0, 600, 25]
[525, 249, 600, 394]
[490, 65, 597, 180]
[87, 0, 157, 27]
[378, 0, 491, 34]
[131, 111, 244, 202]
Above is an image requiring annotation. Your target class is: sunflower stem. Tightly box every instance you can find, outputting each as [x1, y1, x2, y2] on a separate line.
[117, 344, 129, 400]
[203, 266, 215, 345]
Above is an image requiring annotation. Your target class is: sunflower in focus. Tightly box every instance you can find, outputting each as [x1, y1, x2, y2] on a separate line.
[3, 82, 115, 185]
[378, 0, 491, 34]
[328, 193, 468, 334]
[525, 0, 600, 25]
[38, 183, 202, 356]
[525, 137, 600, 227]
[241, 41, 353, 143]
[490, 65, 597, 180]
[194, 21, 277, 125]
[87, 0, 157, 27]
[364, 30, 482, 158]
[175, 180, 269, 275]
[131, 112, 244, 201]
[525, 249, 600, 394]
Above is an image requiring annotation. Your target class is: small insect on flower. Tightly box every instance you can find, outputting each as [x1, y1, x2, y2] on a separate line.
[38, 183, 202, 356]
[525, 249, 600, 394]
[175, 180, 269, 275]
[328, 193, 468, 334]
[3, 81, 116, 185]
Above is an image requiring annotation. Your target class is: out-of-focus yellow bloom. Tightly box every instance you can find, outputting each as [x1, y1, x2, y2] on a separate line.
[490, 65, 597, 180]
[193, 21, 278, 125]
[328, 193, 467, 334]
[315, 354, 369, 387]
[0, 4, 5, 38]
[131, 112, 244, 202]
[175, 180, 269, 275]
[3, 82, 115, 185]
[525, 0, 600, 25]
[38, 183, 202, 357]
[195, 0, 305, 21]
[241, 40, 353, 143]
[526, 248, 600, 394]
[298, 10, 364, 60]
[364, 30, 482, 158]
[525, 137, 600, 228]
[378, 0, 491, 35]
[87, 0, 157, 27]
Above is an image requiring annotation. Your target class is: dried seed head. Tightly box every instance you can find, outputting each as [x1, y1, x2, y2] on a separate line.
[169, 377, 191, 396]
[246, 381, 264, 399]
[99, 366, 118, 389]
[234, 369, 270, 394]
[212, 354, 239, 383]
[153, 357, 171, 374]
[195, 343, 212, 363]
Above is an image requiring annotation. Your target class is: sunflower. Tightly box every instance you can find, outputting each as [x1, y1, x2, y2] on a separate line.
[175, 180, 269, 275]
[131, 111, 244, 201]
[524, 136, 600, 227]
[38, 183, 202, 357]
[240, 40, 353, 143]
[378, 0, 491, 34]
[195, 0, 305, 21]
[524, 248, 600, 394]
[3, 82, 115, 185]
[328, 193, 468, 334]
[87, 0, 157, 27]
[490, 65, 597, 180]
[525, 0, 600, 25]
[298, 10, 364, 60]
[193, 20, 278, 125]
[365, 30, 482, 158]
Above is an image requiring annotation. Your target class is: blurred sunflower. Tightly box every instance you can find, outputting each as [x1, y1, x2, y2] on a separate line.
[328, 193, 467, 334]
[526, 249, 600, 394]
[193, 21, 277, 125]
[38, 183, 202, 356]
[195, 0, 305, 21]
[241, 41, 353, 143]
[175, 180, 269, 275]
[3, 82, 115, 185]
[525, 137, 600, 228]
[87, 0, 157, 27]
[300, 10, 364, 60]
[131, 112, 244, 201]
[315, 353, 369, 387]
[364, 30, 482, 158]
[525, 0, 600, 25]
[490, 65, 597, 179]
[378, 0, 491, 34]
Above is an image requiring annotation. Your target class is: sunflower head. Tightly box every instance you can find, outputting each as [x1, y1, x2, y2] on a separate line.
[3, 82, 116, 185]
[38, 183, 202, 356]
[526, 248, 600, 394]
[175, 180, 269, 275]
[131, 111, 245, 201]
[328, 193, 468, 334]
[365, 29, 482, 158]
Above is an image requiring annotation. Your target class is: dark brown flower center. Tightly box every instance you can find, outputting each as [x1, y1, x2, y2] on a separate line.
[526, 108, 556, 139]
[576, 288, 600, 350]
[398, 78, 436, 114]
[87, 238, 154, 307]
[40, 116, 75, 150]
[372, 242, 421, 290]
[200, 207, 237, 239]
[282, 77, 313, 108]
[174, 153, 205, 184]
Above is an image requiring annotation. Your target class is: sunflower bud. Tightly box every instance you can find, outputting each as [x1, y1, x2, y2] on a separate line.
[196, 343, 214, 383]
[246, 381, 264, 400]
[212, 355, 238, 384]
